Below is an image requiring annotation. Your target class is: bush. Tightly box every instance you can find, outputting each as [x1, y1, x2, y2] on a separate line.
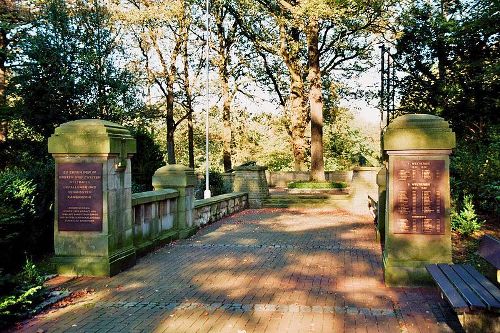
[195, 170, 231, 199]
[261, 152, 295, 171]
[0, 169, 37, 219]
[288, 181, 348, 189]
[130, 129, 164, 192]
[0, 258, 46, 330]
[0, 163, 54, 272]
[450, 128, 500, 215]
[451, 195, 484, 236]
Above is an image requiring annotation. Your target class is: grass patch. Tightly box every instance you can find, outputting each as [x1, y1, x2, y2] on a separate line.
[287, 181, 348, 189]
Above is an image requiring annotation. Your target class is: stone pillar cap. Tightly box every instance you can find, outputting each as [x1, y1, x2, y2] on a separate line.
[234, 163, 268, 171]
[48, 119, 136, 155]
[152, 164, 196, 189]
[154, 164, 194, 173]
[383, 114, 456, 151]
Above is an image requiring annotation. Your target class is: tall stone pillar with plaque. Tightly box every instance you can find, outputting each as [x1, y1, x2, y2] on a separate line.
[383, 114, 456, 286]
[48, 120, 136, 276]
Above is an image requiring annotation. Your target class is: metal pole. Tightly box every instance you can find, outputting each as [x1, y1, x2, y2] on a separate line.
[379, 45, 385, 130]
[204, 0, 211, 199]
[392, 57, 396, 117]
[386, 49, 391, 127]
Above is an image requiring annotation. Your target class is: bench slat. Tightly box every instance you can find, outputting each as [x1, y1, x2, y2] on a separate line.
[426, 264, 469, 311]
[463, 264, 500, 302]
[479, 235, 500, 269]
[438, 264, 486, 309]
[452, 264, 500, 311]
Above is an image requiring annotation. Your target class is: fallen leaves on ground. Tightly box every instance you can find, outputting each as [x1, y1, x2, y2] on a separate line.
[49, 288, 95, 309]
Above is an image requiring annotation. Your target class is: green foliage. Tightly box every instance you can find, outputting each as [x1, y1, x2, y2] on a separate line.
[0, 169, 37, 218]
[261, 152, 295, 171]
[195, 171, 231, 200]
[20, 258, 44, 286]
[288, 181, 347, 189]
[6, 0, 142, 139]
[131, 129, 165, 192]
[450, 126, 500, 214]
[0, 163, 54, 272]
[451, 195, 484, 236]
[0, 258, 45, 330]
[324, 107, 378, 170]
[394, 0, 499, 136]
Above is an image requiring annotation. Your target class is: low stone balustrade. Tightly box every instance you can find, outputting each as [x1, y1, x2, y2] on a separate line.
[131, 189, 179, 255]
[131, 190, 248, 256]
[194, 193, 248, 226]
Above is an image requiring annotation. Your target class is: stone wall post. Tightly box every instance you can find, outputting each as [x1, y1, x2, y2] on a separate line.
[48, 120, 136, 276]
[233, 164, 269, 208]
[152, 164, 196, 239]
[376, 167, 387, 240]
[382, 114, 456, 286]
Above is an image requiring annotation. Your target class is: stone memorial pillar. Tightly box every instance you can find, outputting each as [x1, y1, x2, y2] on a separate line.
[233, 164, 269, 208]
[382, 114, 455, 286]
[152, 164, 196, 239]
[48, 119, 136, 276]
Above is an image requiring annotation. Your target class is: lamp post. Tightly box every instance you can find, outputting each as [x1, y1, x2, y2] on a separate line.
[204, 0, 211, 199]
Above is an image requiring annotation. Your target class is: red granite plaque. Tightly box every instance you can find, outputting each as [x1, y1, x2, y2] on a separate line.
[58, 163, 103, 231]
[393, 159, 445, 234]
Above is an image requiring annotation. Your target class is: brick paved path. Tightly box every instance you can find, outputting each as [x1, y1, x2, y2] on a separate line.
[18, 208, 462, 333]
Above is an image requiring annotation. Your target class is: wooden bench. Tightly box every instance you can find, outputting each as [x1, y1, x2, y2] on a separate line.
[426, 235, 500, 332]
[479, 235, 500, 283]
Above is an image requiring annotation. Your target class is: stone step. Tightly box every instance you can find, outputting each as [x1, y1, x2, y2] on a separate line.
[262, 194, 352, 208]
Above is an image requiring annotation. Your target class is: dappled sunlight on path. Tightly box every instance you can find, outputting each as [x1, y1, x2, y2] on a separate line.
[16, 208, 462, 333]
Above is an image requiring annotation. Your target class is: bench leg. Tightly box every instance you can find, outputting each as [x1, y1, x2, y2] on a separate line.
[458, 311, 500, 333]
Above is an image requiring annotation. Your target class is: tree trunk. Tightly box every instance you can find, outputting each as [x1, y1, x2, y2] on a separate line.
[221, 76, 232, 172]
[0, 25, 8, 142]
[289, 76, 308, 172]
[182, 28, 194, 169]
[306, 19, 325, 181]
[188, 111, 194, 168]
[280, 25, 309, 171]
[214, 7, 233, 173]
[166, 73, 176, 164]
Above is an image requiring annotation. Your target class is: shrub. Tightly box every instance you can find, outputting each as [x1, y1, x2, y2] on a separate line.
[0, 162, 54, 272]
[450, 128, 500, 215]
[0, 169, 37, 219]
[0, 258, 46, 330]
[261, 152, 295, 171]
[195, 170, 231, 199]
[288, 181, 348, 189]
[130, 129, 164, 192]
[451, 195, 484, 236]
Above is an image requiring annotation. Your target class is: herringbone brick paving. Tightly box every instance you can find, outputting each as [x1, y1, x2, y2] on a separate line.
[16, 208, 462, 332]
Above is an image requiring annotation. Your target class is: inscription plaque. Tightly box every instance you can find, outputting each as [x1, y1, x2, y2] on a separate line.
[58, 163, 103, 231]
[393, 159, 445, 234]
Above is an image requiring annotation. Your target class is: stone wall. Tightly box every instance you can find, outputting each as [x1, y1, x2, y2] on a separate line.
[131, 191, 248, 256]
[233, 166, 269, 208]
[193, 193, 248, 226]
[266, 170, 354, 187]
[131, 189, 179, 255]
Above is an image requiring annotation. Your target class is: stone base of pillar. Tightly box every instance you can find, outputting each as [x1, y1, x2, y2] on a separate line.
[383, 254, 434, 286]
[179, 226, 198, 239]
[53, 246, 136, 277]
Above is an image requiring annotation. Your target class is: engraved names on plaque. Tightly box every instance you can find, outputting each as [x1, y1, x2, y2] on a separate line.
[393, 160, 445, 234]
[58, 163, 103, 231]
